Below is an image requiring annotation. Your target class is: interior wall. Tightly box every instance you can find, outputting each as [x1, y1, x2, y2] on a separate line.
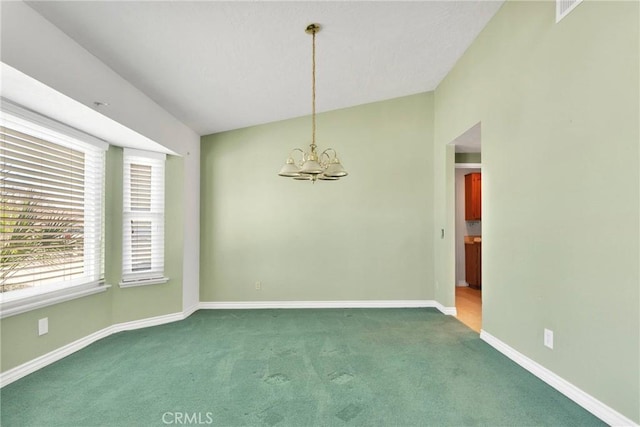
[455, 168, 481, 285]
[180, 147, 200, 313]
[435, 1, 639, 422]
[454, 153, 481, 163]
[0, 293, 111, 374]
[0, 148, 185, 372]
[201, 93, 435, 302]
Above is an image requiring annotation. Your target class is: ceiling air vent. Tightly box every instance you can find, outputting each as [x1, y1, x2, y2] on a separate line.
[556, 0, 583, 23]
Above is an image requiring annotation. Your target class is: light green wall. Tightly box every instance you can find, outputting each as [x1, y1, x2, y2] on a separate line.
[0, 290, 111, 373]
[201, 93, 435, 302]
[1, 147, 185, 372]
[434, 1, 639, 422]
[455, 153, 481, 164]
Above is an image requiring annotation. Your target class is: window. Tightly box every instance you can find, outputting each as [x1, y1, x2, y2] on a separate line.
[121, 148, 167, 287]
[0, 99, 107, 316]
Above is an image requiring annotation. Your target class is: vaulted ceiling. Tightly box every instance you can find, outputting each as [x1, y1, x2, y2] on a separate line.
[27, 1, 503, 136]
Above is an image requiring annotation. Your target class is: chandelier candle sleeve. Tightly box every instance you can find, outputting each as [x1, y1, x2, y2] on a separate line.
[278, 23, 348, 182]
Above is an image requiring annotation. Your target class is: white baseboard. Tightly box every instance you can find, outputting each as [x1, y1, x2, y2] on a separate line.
[1, 300, 458, 389]
[0, 325, 113, 389]
[433, 301, 457, 316]
[199, 300, 457, 315]
[456, 281, 469, 287]
[182, 302, 200, 318]
[114, 312, 185, 332]
[0, 310, 191, 388]
[480, 330, 638, 427]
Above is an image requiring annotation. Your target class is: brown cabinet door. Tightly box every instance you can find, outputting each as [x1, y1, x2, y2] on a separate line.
[473, 174, 481, 220]
[477, 242, 482, 288]
[465, 174, 473, 220]
[465, 243, 478, 287]
[465, 173, 481, 221]
[465, 242, 482, 289]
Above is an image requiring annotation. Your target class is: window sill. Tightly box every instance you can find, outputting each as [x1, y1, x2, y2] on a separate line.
[0, 282, 111, 319]
[119, 276, 169, 288]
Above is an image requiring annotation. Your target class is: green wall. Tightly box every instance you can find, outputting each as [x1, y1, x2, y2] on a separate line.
[434, 1, 639, 422]
[201, 93, 435, 302]
[1, 147, 185, 372]
[455, 153, 481, 164]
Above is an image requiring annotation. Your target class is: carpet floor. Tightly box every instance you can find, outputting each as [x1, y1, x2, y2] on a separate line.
[1, 308, 604, 426]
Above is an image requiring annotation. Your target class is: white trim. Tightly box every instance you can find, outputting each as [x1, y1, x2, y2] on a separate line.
[480, 330, 638, 427]
[198, 300, 457, 315]
[456, 281, 469, 287]
[123, 147, 166, 161]
[433, 301, 457, 316]
[183, 302, 200, 318]
[0, 284, 110, 319]
[119, 276, 170, 288]
[0, 309, 191, 388]
[0, 97, 108, 150]
[0, 324, 113, 389]
[114, 311, 184, 332]
[454, 163, 482, 169]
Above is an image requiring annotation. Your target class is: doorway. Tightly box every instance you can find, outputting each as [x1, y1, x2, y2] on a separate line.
[448, 123, 482, 332]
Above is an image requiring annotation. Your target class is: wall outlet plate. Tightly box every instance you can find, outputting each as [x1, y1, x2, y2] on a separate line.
[38, 318, 49, 336]
[544, 328, 554, 349]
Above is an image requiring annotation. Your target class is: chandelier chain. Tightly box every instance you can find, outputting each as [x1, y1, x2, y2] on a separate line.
[311, 29, 317, 152]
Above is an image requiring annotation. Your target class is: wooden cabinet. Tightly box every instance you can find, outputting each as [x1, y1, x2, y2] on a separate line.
[465, 173, 481, 221]
[465, 242, 482, 289]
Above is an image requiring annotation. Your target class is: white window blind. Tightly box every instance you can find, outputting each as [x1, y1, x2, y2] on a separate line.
[1, 102, 106, 298]
[121, 148, 165, 285]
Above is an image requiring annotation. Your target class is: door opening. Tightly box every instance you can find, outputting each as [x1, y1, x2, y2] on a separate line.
[447, 123, 482, 332]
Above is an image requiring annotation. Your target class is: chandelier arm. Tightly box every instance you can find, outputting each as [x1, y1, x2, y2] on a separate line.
[290, 147, 306, 167]
[290, 148, 305, 157]
[320, 150, 331, 168]
[321, 148, 337, 159]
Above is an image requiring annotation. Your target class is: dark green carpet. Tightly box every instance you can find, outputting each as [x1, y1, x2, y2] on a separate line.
[1, 309, 603, 426]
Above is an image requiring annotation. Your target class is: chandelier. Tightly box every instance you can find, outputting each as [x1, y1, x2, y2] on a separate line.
[278, 23, 348, 182]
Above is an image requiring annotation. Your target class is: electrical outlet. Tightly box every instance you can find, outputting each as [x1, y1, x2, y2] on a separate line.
[544, 328, 554, 349]
[255, 281, 261, 290]
[38, 318, 48, 336]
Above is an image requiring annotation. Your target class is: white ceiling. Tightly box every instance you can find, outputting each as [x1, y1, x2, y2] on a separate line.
[26, 1, 503, 136]
[450, 121, 481, 153]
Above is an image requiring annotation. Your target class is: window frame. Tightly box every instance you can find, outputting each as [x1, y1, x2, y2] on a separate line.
[0, 99, 109, 319]
[120, 148, 168, 288]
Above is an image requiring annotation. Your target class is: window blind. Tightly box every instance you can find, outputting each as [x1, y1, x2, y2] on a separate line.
[122, 149, 165, 283]
[1, 126, 105, 294]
